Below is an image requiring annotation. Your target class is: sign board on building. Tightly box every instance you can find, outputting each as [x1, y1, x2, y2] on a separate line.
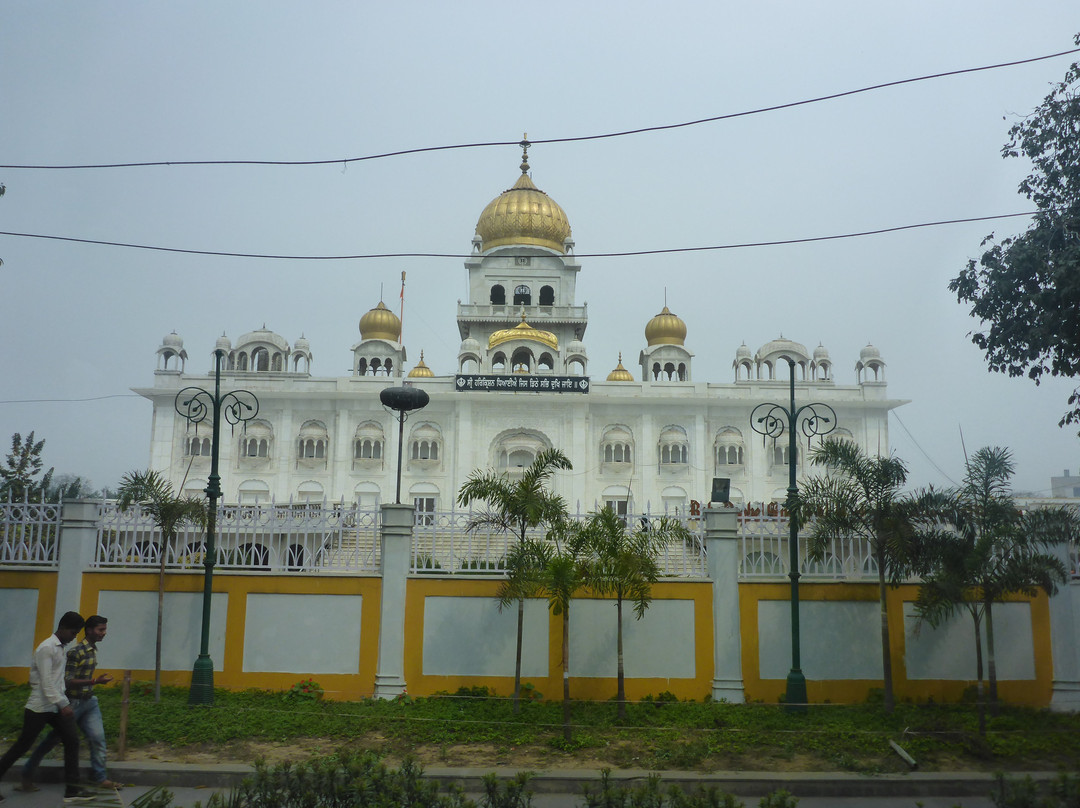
[455, 375, 590, 394]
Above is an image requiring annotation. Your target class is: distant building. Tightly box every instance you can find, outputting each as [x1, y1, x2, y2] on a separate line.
[1051, 470, 1080, 498]
[138, 144, 906, 514]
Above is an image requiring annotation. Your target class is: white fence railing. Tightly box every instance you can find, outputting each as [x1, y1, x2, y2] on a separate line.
[10, 497, 1075, 581]
[95, 501, 380, 573]
[738, 506, 879, 580]
[412, 509, 707, 577]
[0, 497, 61, 567]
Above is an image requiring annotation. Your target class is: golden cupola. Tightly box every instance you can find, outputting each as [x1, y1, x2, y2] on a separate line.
[606, 354, 634, 382]
[359, 301, 401, 342]
[407, 351, 435, 378]
[645, 306, 687, 346]
[488, 312, 559, 351]
[475, 137, 572, 253]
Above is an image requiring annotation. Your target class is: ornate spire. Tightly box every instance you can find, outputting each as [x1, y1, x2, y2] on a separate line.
[519, 132, 530, 175]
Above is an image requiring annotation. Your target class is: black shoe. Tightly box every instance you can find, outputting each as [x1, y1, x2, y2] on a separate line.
[63, 786, 97, 802]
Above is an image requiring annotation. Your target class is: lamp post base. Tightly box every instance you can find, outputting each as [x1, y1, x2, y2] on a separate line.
[189, 655, 215, 706]
[784, 669, 807, 713]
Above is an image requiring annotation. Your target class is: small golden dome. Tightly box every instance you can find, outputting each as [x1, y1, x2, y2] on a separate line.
[606, 353, 634, 382]
[407, 351, 434, 378]
[645, 306, 687, 346]
[475, 138, 571, 253]
[489, 313, 559, 351]
[359, 301, 401, 342]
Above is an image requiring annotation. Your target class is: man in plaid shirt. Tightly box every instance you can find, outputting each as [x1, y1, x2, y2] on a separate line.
[18, 615, 118, 791]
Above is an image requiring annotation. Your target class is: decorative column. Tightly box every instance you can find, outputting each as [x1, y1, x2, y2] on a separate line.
[1048, 539, 1080, 711]
[374, 502, 413, 698]
[704, 504, 745, 703]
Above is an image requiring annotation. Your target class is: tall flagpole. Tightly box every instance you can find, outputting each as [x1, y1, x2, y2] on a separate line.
[399, 271, 406, 344]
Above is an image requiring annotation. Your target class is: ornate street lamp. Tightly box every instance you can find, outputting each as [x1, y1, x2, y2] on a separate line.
[750, 356, 835, 709]
[175, 348, 259, 705]
[379, 385, 430, 504]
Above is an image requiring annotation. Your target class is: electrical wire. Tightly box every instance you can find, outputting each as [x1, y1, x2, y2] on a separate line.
[0, 210, 1039, 262]
[1, 46, 1076, 171]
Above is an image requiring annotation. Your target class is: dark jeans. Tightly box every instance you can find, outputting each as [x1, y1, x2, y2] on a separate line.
[0, 708, 80, 785]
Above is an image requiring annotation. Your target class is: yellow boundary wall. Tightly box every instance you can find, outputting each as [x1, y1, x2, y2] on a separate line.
[0, 569, 1060, 706]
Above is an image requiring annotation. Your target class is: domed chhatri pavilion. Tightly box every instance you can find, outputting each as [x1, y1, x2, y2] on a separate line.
[140, 142, 904, 513]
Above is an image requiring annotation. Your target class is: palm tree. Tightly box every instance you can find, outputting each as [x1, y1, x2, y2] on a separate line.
[798, 438, 922, 713]
[914, 447, 1074, 729]
[457, 448, 572, 712]
[117, 469, 207, 702]
[574, 507, 689, 720]
[536, 527, 582, 743]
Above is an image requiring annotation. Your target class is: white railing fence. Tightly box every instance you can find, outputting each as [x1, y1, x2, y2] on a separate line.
[6, 496, 1075, 581]
[412, 507, 707, 577]
[0, 496, 61, 567]
[95, 500, 380, 573]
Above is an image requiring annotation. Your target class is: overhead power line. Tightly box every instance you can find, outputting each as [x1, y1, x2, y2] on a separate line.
[1, 47, 1077, 171]
[0, 211, 1038, 261]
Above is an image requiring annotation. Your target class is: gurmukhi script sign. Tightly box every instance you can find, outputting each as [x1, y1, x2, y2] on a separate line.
[455, 375, 590, 394]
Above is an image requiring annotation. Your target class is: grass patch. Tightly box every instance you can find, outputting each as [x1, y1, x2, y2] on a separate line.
[1, 684, 1078, 773]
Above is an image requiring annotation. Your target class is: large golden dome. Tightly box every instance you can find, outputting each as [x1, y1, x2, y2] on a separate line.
[645, 306, 687, 346]
[359, 301, 401, 342]
[489, 314, 559, 351]
[475, 139, 571, 253]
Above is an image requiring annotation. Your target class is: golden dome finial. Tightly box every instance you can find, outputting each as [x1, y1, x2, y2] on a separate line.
[607, 353, 634, 382]
[519, 132, 529, 174]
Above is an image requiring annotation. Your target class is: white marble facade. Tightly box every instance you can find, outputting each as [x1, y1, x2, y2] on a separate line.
[138, 146, 904, 514]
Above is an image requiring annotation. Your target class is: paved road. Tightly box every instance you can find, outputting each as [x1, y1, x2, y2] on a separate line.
[0, 782, 997, 808]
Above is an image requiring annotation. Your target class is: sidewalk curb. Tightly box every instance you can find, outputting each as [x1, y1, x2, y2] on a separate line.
[7, 761, 1061, 799]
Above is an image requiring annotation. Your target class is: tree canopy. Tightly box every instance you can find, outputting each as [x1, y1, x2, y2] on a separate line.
[0, 431, 54, 502]
[949, 36, 1080, 431]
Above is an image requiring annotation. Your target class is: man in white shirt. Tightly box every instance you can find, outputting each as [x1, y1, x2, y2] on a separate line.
[0, 611, 95, 803]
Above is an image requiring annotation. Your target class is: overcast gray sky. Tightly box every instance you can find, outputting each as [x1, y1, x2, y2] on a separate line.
[2, 1, 1078, 496]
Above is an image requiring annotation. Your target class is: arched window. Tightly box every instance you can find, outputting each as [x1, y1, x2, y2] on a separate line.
[240, 420, 273, 461]
[237, 352, 249, 371]
[652, 362, 661, 380]
[237, 479, 271, 505]
[715, 427, 745, 468]
[513, 285, 531, 306]
[505, 448, 534, 468]
[539, 285, 555, 306]
[511, 348, 532, 373]
[252, 347, 270, 372]
[408, 423, 442, 463]
[357, 357, 368, 376]
[772, 446, 798, 466]
[271, 353, 283, 371]
[658, 426, 689, 466]
[490, 284, 506, 305]
[537, 353, 554, 372]
[601, 426, 634, 466]
[492, 352, 507, 373]
[369, 358, 382, 376]
[297, 421, 329, 464]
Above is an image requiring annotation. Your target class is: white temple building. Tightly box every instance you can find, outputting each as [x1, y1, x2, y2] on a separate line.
[139, 143, 904, 516]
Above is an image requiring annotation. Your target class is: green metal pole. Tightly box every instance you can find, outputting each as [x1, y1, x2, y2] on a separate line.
[189, 350, 223, 706]
[784, 358, 807, 710]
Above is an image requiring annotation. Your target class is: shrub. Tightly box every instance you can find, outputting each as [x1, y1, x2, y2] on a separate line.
[284, 677, 324, 702]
